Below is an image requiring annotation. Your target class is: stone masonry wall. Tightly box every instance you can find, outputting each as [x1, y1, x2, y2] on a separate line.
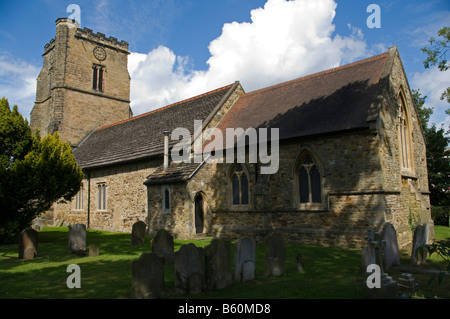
[376, 50, 432, 246]
[55, 158, 160, 233]
[30, 18, 131, 148]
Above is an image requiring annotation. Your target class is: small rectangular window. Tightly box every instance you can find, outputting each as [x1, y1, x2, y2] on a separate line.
[74, 185, 83, 210]
[97, 183, 106, 210]
[92, 65, 104, 92]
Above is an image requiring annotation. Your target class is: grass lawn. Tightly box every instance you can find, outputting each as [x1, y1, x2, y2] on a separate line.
[0, 226, 448, 299]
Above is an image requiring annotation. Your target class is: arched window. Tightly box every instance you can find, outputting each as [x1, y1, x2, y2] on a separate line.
[162, 186, 171, 214]
[296, 152, 322, 205]
[398, 91, 413, 171]
[231, 164, 249, 206]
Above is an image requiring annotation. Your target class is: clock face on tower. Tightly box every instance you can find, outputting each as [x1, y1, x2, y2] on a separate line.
[93, 46, 107, 61]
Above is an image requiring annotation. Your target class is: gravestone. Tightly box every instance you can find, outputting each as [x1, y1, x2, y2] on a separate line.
[264, 232, 286, 277]
[382, 223, 400, 269]
[19, 228, 38, 260]
[130, 252, 165, 299]
[363, 228, 398, 299]
[89, 244, 99, 257]
[362, 228, 376, 274]
[174, 243, 204, 296]
[411, 223, 428, 265]
[131, 221, 146, 246]
[68, 224, 86, 254]
[296, 253, 305, 273]
[234, 237, 256, 282]
[152, 229, 174, 264]
[204, 238, 233, 291]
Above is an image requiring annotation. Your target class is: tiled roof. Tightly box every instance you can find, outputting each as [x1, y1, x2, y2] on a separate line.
[73, 83, 236, 169]
[144, 162, 203, 185]
[215, 51, 389, 142]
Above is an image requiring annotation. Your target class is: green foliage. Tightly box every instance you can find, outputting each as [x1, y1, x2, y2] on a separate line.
[412, 90, 449, 208]
[421, 26, 449, 108]
[0, 98, 84, 243]
[425, 125, 450, 207]
[411, 89, 432, 131]
[431, 206, 450, 226]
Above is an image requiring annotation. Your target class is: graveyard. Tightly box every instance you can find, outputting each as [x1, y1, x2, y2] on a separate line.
[0, 225, 449, 299]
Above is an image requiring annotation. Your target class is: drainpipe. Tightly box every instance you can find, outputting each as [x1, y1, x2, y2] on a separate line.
[163, 130, 171, 171]
[87, 171, 91, 229]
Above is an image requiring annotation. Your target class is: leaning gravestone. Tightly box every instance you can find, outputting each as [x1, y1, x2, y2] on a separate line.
[382, 223, 400, 269]
[264, 232, 286, 277]
[152, 229, 174, 264]
[89, 244, 99, 257]
[130, 252, 165, 299]
[19, 228, 38, 260]
[68, 224, 86, 254]
[131, 221, 146, 246]
[411, 223, 428, 265]
[204, 238, 233, 291]
[174, 243, 205, 296]
[234, 237, 256, 282]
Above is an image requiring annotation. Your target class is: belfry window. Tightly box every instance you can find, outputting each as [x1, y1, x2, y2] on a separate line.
[231, 164, 249, 206]
[92, 65, 104, 91]
[296, 153, 322, 205]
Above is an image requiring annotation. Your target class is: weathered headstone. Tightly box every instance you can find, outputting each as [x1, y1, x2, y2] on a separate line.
[362, 228, 376, 274]
[264, 232, 286, 277]
[382, 223, 400, 269]
[363, 228, 398, 299]
[411, 223, 428, 265]
[296, 253, 305, 273]
[68, 224, 86, 254]
[19, 228, 38, 260]
[204, 238, 232, 291]
[130, 252, 165, 299]
[234, 236, 256, 282]
[152, 229, 174, 264]
[89, 244, 99, 257]
[131, 221, 146, 246]
[174, 243, 204, 295]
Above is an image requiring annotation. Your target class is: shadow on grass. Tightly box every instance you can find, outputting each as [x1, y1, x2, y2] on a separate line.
[1, 227, 365, 299]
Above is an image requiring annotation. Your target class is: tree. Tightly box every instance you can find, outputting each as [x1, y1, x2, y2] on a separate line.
[0, 98, 84, 243]
[412, 91, 450, 208]
[421, 26, 449, 113]
[412, 88, 433, 130]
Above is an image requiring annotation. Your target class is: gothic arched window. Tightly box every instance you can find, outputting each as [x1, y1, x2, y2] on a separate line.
[296, 152, 322, 206]
[398, 91, 413, 171]
[231, 164, 249, 206]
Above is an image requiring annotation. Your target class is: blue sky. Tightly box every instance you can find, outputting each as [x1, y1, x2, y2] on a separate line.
[0, 0, 449, 129]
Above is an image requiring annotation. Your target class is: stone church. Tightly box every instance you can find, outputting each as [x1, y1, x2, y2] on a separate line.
[30, 18, 433, 248]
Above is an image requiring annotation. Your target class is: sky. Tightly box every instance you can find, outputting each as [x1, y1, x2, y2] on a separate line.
[0, 0, 449, 130]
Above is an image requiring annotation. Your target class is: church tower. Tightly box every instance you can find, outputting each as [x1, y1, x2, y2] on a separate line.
[30, 18, 132, 148]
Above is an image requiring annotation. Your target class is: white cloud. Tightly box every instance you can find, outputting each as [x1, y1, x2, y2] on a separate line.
[129, 0, 369, 115]
[0, 54, 40, 119]
[411, 67, 450, 131]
